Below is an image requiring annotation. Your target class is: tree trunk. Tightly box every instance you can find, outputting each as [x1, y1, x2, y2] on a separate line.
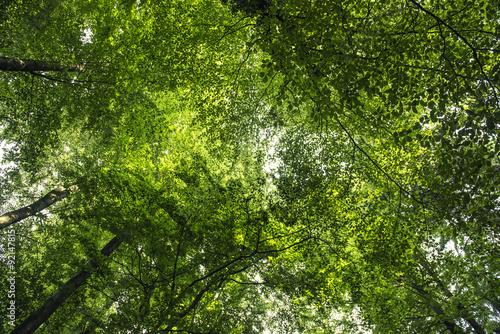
[411, 283, 465, 334]
[0, 186, 77, 230]
[416, 253, 487, 334]
[0, 57, 86, 72]
[10, 236, 123, 334]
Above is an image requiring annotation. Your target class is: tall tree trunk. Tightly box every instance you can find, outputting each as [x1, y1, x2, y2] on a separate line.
[416, 252, 486, 334]
[10, 236, 123, 334]
[411, 283, 465, 334]
[0, 185, 77, 230]
[0, 57, 86, 72]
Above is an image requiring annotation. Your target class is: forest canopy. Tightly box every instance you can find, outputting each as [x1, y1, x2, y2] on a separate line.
[0, 0, 499, 333]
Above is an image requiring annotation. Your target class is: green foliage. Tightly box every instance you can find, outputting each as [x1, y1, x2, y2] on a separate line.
[0, 0, 499, 333]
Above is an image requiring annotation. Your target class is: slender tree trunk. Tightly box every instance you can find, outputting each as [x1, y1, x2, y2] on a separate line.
[0, 185, 77, 230]
[0, 57, 86, 72]
[416, 252, 486, 334]
[10, 236, 123, 334]
[411, 283, 465, 334]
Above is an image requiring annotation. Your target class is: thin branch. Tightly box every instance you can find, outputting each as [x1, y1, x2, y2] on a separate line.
[189, 250, 257, 288]
[160, 283, 212, 333]
[333, 113, 424, 205]
[172, 217, 189, 295]
[408, 0, 499, 105]
[189, 237, 311, 288]
[229, 278, 266, 285]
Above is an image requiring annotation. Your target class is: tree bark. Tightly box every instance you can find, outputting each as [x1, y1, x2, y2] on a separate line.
[0, 185, 77, 230]
[10, 236, 123, 334]
[0, 57, 86, 72]
[416, 252, 486, 334]
[411, 283, 465, 334]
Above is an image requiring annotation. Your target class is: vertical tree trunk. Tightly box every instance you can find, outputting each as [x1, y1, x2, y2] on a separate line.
[0, 186, 77, 230]
[0, 57, 86, 72]
[10, 236, 123, 334]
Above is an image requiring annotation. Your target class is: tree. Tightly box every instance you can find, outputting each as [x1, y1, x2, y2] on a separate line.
[0, 0, 248, 171]
[215, 1, 499, 332]
[10, 236, 123, 334]
[1, 0, 499, 333]
[0, 185, 77, 230]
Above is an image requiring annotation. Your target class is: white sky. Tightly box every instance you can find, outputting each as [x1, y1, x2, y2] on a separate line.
[0, 139, 14, 169]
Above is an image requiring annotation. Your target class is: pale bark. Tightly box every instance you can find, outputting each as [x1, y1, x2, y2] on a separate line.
[0, 57, 86, 72]
[0, 185, 77, 230]
[10, 236, 123, 334]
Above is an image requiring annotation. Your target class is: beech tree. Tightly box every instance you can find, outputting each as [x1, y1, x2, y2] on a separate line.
[10, 237, 123, 334]
[0, 186, 77, 230]
[1, 0, 499, 333]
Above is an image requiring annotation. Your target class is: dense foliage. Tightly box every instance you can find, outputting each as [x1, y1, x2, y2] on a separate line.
[0, 0, 499, 333]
